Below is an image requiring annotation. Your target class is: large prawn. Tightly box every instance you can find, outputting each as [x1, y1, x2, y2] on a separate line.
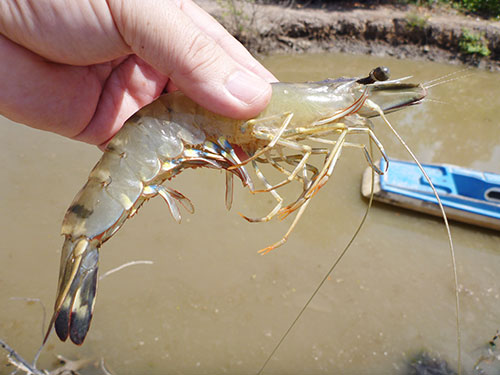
[45, 67, 457, 358]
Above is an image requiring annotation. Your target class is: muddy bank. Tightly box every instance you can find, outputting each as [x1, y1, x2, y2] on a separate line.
[198, 0, 500, 71]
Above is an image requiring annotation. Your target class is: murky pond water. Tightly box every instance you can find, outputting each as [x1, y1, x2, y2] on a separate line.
[1, 54, 499, 374]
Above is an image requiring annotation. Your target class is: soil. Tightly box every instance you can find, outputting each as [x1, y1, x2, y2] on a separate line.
[197, 0, 500, 71]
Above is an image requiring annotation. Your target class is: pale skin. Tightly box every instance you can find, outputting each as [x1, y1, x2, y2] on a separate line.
[0, 0, 276, 146]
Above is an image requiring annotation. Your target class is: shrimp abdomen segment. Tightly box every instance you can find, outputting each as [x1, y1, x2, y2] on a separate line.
[62, 178, 127, 240]
[62, 108, 201, 240]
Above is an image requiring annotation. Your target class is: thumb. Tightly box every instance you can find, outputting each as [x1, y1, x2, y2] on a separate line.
[109, 0, 272, 119]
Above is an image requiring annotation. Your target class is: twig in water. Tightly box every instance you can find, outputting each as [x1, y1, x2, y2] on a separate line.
[100, 358, 114, 375]
[0, 338, 45, 375]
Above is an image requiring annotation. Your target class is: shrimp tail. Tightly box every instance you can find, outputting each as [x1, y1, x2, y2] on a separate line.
[44, 237, 99, 345]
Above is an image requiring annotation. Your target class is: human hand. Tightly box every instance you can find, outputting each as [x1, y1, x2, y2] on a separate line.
[0, 0, 276, 146]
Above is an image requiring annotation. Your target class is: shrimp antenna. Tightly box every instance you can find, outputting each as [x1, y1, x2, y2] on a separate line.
[256, 142, 377, 375]
[423, 68, 471, 90]
[421, 98, 451, 106]
[365, 99, 462, 375]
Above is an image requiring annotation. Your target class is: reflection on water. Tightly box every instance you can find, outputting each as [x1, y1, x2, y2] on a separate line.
[1, 54, 499, 374]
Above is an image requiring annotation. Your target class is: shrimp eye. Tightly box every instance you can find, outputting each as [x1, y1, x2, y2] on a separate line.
[356, 66, 390, 85]
[372, 66, 390, 82]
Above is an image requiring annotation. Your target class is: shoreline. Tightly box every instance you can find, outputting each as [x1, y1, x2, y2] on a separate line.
[198, 1, 500, 71]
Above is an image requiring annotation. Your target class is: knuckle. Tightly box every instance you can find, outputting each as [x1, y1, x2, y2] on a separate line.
[176, 31, 222, 79]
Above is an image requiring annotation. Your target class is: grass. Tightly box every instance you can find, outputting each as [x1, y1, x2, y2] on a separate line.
[459, 28, 491, 56]
[406, 11, 430, 30]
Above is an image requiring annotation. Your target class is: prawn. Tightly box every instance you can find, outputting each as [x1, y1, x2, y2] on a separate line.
[45, 67, 457, 355]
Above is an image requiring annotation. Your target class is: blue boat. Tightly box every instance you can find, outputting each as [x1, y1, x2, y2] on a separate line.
[361, 158, 500, 230]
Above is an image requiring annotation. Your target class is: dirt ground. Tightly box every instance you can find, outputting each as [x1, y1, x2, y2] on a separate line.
[197, 0, 500, 71]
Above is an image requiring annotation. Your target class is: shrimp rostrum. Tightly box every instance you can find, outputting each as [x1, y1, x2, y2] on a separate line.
[45, 67, 426, 345]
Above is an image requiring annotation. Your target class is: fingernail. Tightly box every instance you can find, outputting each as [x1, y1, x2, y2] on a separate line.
[225, 70, 270, 105]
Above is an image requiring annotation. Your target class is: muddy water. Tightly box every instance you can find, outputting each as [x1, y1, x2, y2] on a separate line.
[1, 54, 499, 375]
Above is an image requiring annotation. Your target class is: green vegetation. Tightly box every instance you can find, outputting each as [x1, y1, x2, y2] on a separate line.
[458, 0, 500, 19]
[406, 12, 430, 30]
[216, 0, 257, 36]
[459, 28, 491, 56]
[399, 0, 500, 18]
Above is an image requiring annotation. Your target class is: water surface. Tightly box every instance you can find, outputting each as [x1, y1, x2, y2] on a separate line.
[1, 54, 499, 374]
